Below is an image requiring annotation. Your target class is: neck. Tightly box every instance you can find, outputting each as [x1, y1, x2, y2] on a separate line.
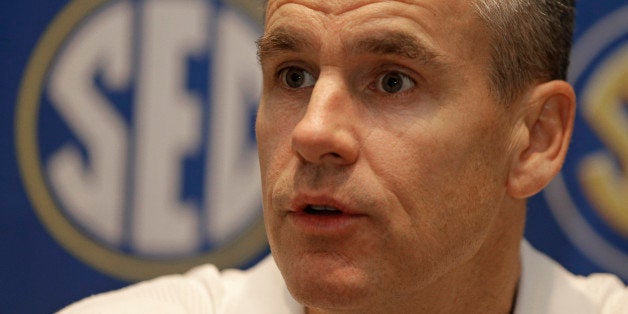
[418, 206, 524, 314]
[307, 201, 526, 314]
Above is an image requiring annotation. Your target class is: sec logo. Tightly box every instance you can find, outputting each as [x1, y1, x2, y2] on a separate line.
[544, 5, 628, 279]
[15, 0, 267, 280]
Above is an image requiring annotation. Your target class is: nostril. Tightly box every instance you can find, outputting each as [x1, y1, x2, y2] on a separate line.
[318, 152, 344, 163]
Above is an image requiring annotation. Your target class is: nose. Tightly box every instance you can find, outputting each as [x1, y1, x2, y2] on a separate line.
[291, 74, 359, 166]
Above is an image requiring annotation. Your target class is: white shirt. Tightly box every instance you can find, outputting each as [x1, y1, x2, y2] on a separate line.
[516, 241, 628, 313]
[59, 241, 628, 313]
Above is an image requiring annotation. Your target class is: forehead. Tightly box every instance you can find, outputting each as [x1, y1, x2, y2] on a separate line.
[265, 0, 473, 20]
[263, 0, 487, 66]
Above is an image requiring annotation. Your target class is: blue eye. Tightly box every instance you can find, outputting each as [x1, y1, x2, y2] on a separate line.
[377, 71, 415, 93]
[280, 67, 316, 88]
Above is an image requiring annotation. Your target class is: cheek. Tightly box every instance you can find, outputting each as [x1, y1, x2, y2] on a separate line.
[368, 137, 506, 286]
[368, 119, 508, 240]
[256, 109, 294, 234]
[256, 103, 298, 178]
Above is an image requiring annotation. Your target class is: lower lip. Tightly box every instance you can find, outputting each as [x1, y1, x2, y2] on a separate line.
[287, 212, 366, 236]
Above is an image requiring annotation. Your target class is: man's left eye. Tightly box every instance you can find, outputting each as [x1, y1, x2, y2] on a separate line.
[376, 71, 415, 93]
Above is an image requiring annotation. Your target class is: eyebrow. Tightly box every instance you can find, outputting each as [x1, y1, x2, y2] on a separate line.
[351, 31, 437, 61]
[256, 27, 315, 61]
[257, 27, 446, 69]
[349, 31, 449, 72]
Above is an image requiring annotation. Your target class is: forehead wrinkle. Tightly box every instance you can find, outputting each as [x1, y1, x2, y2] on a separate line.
[267, 0, 376, 18]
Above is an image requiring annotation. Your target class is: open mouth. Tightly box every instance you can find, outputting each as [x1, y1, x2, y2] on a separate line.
[304, 205, 343, 216]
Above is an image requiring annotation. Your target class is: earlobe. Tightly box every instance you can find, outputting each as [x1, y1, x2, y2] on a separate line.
[507, 81, 576, 199]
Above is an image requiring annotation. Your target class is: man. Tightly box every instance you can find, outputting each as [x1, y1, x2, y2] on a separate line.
[61, 0, 628, 313]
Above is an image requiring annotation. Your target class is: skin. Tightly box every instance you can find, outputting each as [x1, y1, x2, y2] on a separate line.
[255, 0, 576, 313]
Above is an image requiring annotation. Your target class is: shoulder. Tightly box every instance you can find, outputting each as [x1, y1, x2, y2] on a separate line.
[57, 265, 220, 314]
[516, 240, 628, 314]
[58, 256, 302, 314]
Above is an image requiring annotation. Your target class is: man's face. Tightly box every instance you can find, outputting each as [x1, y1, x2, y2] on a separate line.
[256, 0, 519, 310]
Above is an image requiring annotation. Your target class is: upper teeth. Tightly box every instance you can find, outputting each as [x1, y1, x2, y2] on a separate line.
[310, 205, 338, 211]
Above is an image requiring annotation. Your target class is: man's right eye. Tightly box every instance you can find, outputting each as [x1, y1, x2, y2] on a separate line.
[279, 67, 316, 88]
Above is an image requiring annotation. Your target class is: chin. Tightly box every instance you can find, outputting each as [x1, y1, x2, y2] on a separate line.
[287, 272, 372, 311]
[279, 254, 376, 311]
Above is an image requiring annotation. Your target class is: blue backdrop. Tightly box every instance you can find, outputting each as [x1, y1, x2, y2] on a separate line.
[1, 0, 626, 312]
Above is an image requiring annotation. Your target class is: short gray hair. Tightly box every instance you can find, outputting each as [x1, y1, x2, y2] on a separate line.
[473, 0, 575, 104]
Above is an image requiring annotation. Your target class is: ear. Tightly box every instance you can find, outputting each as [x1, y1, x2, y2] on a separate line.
[507, 80, 576, 199]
